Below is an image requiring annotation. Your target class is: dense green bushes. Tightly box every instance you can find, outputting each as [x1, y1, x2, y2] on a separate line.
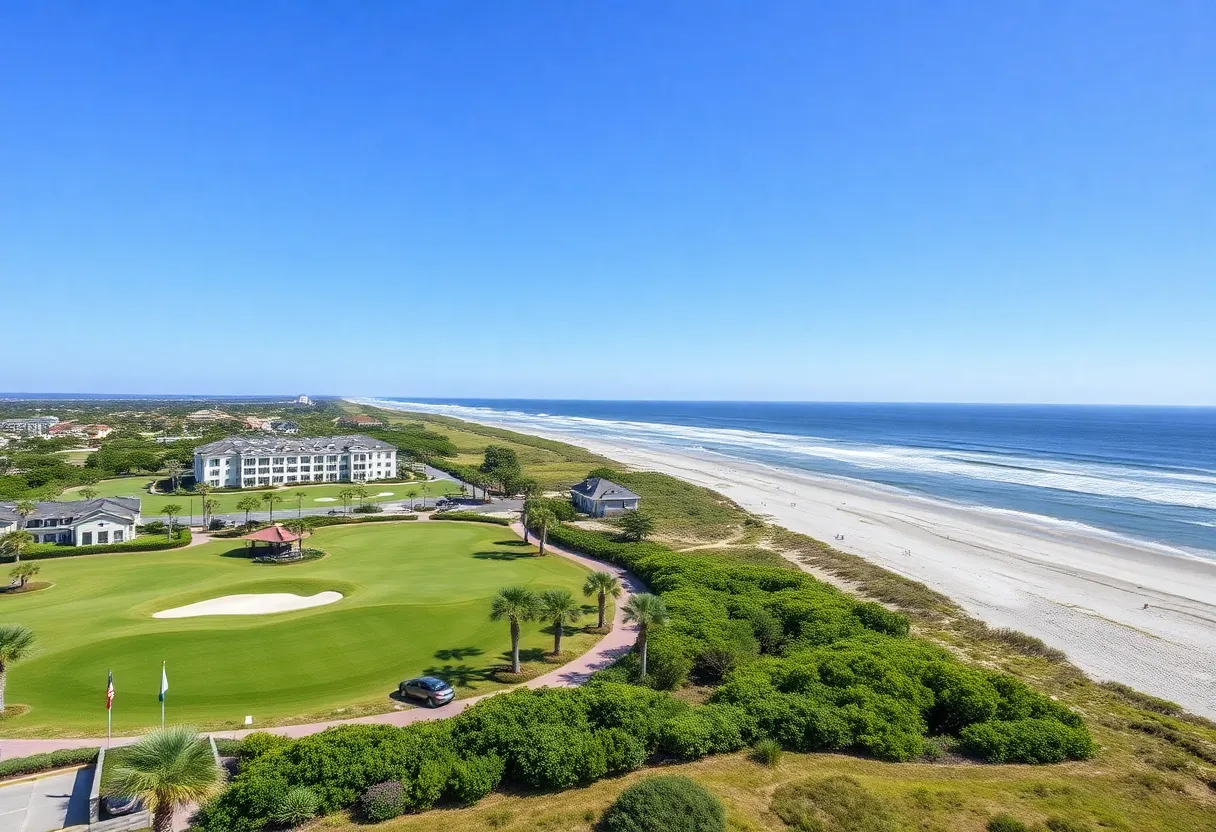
[0, 747, 97, 778]
[601, 776, 725, 832]
[358, 780, 406, 821]
[436, 511, 511, 526]
[19, 529, 190, 560]
[195, 514, 1094, 830]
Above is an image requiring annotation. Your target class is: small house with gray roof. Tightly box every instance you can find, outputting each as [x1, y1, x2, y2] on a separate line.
[0, 497, 142, 546]
[570, 477, 641, 517]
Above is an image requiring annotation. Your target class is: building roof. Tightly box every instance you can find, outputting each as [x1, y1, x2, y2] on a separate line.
[0, 497, 141, 524]
[193, 434, 395, 456]
[570, 477, 640, 502]
[241, 524, 301, 543]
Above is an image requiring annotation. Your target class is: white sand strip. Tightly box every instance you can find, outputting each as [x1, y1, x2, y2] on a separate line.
[154, 592, 343, 618]
[406, 414, 1216, 718]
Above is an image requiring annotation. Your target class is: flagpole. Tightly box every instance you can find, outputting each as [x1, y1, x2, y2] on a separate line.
[161, 660, 166, 728]
[106, 669, 112, 747]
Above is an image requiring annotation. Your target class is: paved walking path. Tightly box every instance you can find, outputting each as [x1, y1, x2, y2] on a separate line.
[0, 523, 643, 756]
[0, 767, 91, 832]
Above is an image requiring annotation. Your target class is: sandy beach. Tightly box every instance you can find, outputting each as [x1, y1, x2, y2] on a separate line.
[377, 404, 1216, 718]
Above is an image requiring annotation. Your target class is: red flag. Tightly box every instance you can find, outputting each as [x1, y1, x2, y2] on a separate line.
[106, 671, 114, 711]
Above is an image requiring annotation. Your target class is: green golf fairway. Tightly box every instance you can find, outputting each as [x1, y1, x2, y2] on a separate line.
[61, 476, 462, 517]
[0, 522, 604, 736]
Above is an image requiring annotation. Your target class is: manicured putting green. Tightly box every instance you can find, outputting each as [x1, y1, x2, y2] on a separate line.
[1, 522, 604, 735]
[61, 476, 461, 517]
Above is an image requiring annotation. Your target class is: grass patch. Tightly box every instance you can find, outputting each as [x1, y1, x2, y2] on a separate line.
[0, 522, 610, 736]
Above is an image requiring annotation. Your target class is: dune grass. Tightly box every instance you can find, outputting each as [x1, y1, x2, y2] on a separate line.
[0, 521, 607, 737]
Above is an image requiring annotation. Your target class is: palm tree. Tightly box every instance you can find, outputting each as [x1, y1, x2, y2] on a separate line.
[78, 487, 98, 501]
[353, 484, 369, 507]
[489, 586, 538, 674]
[0, 624, 35, 712]
[162, 504, 183, 537]
[203, 499, 218, 525]
[623, 593, 670, 680]
[236, 496, 261, 527]
[195, 484, 212, 524]
[527, 507, 557, 555]
[262, 493, 283, 523]
[338, 488, 354, 515]
[10, 562, 39, 588]
[282, 519, 307, 552]
[583, 571, 622, 629]
[294, 491, 307, 518]
[103, 725, 223, 832]
[537, 589, 581, 655]
[14, 501, 36, 533]
[0, 531, 34, 564]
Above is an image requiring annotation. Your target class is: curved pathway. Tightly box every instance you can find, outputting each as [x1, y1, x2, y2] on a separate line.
[0, 522, 644, 756]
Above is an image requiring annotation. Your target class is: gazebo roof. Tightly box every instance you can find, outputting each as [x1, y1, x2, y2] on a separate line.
[241, 525, 301, 543]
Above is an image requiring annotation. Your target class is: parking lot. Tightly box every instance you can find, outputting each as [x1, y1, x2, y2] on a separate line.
[0, 767, 91, 832]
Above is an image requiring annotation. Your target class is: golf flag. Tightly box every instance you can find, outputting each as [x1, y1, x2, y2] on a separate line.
[159, 663, 168, 702]
[106, 671, 115, 711]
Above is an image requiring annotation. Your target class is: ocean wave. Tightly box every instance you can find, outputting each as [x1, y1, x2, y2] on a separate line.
[359, 399, 1216, 512]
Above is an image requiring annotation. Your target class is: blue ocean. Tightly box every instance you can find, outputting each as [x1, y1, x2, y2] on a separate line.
[370, 399, 1216, 558]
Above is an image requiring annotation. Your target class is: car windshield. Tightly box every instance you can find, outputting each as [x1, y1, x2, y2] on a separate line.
[420, 678, 447, 690]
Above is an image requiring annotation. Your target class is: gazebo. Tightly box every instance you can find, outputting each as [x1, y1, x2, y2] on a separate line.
[241, 524, 302, 560]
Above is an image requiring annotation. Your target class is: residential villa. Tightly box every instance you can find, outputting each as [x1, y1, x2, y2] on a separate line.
[335, 414, 386, 429]
[0, 416, 60, 436]
[193, 434, 398, 488]
[0, 498, 141, 546]
[269, 420, 299, 434]
[570, 477, 641, 517]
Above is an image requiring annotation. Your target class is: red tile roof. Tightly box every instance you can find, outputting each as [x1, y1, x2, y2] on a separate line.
[241, 524, 301, 543]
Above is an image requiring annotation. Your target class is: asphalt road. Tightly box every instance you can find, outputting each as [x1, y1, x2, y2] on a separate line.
[0, 767, 91, 832]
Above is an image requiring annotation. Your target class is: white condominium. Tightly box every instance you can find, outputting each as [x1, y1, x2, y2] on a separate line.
[192, 434, 398, 488]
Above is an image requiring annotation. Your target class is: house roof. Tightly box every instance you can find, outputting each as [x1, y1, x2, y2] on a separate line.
[0, 497, 141, 524]
[242, 524, 301, 543]
[193, 434, 395, 456]
[570, 477, 640, 502]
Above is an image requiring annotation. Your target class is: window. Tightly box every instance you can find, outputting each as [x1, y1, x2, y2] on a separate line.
[286, 457, 297, 463]
[97, 531, 109, 544]
[113, 531, 124, 543]
[28, 519, 42, 528]
[244, 479, 256, 487]
[210, 458, 221, 467]
[273, 457, 284, 464]
[259, 457, 270, 465]
[82, 532, 92, 545]
[286, 476, 297, 482]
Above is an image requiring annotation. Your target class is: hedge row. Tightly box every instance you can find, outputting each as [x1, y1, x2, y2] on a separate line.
[434, 512, 511, 526]
[17, 529, 191, 560]
[0, 747, 98, 778]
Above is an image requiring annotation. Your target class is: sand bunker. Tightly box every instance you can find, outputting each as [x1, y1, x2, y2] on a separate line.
[374, 491, 394, 497]
[314, 497, 337, 502]
[153, 592, 343, 618]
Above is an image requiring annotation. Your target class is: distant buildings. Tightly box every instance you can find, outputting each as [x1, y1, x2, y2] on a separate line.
[0, 416, 60, 436]
[269, 420, 299, 434]
[570, 477, 641, 517]
[335, 414, 386, 429]
[0, 497, 141, 546]
[293, 395, 314, 406]
[193, 434, 398, 488]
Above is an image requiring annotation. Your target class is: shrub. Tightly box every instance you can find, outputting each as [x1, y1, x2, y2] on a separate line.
[21, 529, 190, 560]
[271, 786, 319, 827]
[987, 815, 1032, 832]
[770, 775, 898, 832]
[853, 601, 910, 637]
[659, 706, 747, 760]
[601, 776, 726, 832]
[358, 780, 406, 822]
[752, 738, 783, 767]
[352, 503, 383, 513]
[512, 724, 591, 789]
[237, 731, 294, 761]
[1044, 819, 1091, 832]
[438, 511, 511, 525]
[447, 754, 505, 805]
[959, 719, 1095, 764]
[0, 747, 97, 778]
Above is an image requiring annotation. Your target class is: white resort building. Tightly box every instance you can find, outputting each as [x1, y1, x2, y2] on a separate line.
[192, 434, 398, 488]
[0, 498, 141, 546]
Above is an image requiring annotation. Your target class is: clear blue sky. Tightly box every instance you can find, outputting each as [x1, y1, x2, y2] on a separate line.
[2, 2, 1213, 403]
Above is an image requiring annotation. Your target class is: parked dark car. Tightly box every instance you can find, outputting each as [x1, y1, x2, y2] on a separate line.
[398, 676, 455, 707]
[102, 794, 144, 818]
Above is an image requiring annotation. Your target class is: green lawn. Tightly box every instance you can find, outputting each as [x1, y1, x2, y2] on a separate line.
[61, 477, 462, 517]
[0, 521, 607, 736]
